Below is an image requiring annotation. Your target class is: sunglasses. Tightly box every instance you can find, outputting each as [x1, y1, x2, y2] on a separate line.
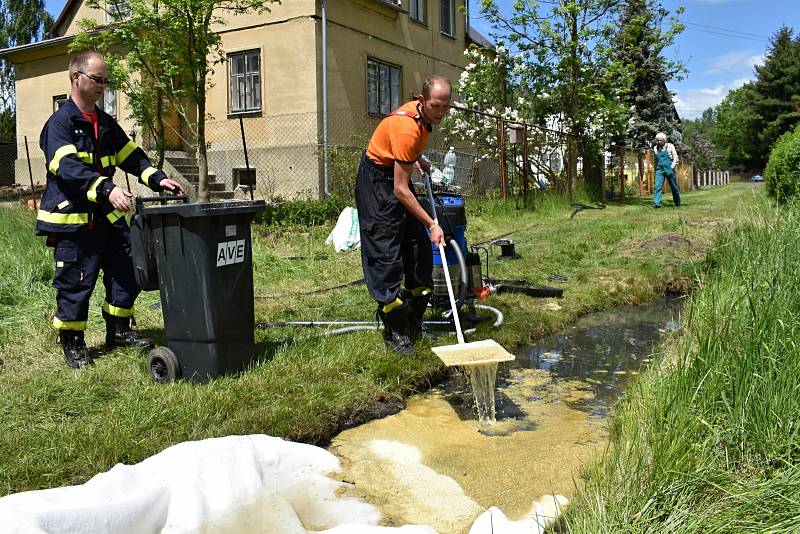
[78, 71, 110, 85]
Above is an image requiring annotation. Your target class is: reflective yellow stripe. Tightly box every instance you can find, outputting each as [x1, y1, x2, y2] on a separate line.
[37, 209, 89, 225]
[382, 297, 404, 314]
[407, 286, 432, 296]
[140, 166, 159, 186]
[101, 155, 117, 168]
[107, 209, 124, 224]
[48, 144, 78, 175]
[54, 317, 87, 330]
[115, 140, 138, 165]
[102, 302, 134, 318]
[87, 176, 107, 203]
[77, 152, 93, 164]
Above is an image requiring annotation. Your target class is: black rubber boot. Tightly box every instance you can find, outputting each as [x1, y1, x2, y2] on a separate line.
[377, 304, 415, 357]
[59, 330, 93, 369]
[407, 293, 437, 341]
[104, 311, 154, 350]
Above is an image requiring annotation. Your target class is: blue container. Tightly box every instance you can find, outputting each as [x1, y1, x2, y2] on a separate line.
[418, 193, 467, 265]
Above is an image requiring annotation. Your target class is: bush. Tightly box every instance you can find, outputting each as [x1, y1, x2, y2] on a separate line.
[326, 135, 368, 198]
[255, 195, 351, 227]
[764, 124, 800, 201]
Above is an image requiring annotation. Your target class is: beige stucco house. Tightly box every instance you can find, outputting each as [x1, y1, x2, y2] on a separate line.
[1, 0, 486, 199]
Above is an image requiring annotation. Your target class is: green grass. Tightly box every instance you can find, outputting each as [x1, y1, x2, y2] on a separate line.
[0, 182, 768, 496]
[563, 199, 800, 531]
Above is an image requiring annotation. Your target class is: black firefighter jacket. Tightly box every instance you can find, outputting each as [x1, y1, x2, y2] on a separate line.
[36, 98, 167, 235]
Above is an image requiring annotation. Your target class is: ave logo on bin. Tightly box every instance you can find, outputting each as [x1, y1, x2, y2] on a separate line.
[216, 240, 246, 267]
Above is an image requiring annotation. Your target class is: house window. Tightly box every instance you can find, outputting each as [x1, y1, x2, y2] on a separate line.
[410, 0, 426, 24]
[98, 88, 117, 117]
[53, 95, 67, 112]
[440, 0, 454, 37]
[229, 50, 261, 113]
[367, 59, 401, 116]
[106, 0, 130, 21]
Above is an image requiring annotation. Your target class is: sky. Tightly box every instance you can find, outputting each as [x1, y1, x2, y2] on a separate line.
[44, 0, 799, 120]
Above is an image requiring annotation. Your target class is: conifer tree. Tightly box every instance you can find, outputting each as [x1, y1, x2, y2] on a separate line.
[612, 0, 684, 150]
[751, 26, 800, 168]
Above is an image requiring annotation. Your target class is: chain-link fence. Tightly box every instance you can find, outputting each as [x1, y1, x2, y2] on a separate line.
[3, 105, 729, 208]
[0, 140, 38, 208]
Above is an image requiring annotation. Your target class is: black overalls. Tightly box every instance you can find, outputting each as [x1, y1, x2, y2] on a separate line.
[355, 154, 433, 306]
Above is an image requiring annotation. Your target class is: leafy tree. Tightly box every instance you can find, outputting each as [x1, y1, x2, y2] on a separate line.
[0, 0, 53, 141]
[751, 26, 800, 168]
[611, 0, 685, 149]
[458, 0, 628, 198]
[443, 44, 566, 187]
[76, 0, 277, 201]
[682, 109, 717, 171]
[713, 83, 759, 170]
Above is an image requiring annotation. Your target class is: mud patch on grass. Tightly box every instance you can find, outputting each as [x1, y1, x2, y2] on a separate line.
[664, 274, 696, 295]
[639, 234, 692, 249]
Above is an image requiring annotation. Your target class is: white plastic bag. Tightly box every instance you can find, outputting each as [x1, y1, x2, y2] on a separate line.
[325, 207, 361, 252]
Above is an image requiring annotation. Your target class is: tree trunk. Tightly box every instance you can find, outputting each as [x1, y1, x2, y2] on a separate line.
[568, 9, 580, 200]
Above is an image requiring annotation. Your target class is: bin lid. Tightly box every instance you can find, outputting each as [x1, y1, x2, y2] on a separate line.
[142, 200, 266, 218]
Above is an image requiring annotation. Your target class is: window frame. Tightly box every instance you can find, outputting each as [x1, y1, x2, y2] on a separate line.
[227, 48, 262, 115]
[53, 95, 68, 113]
[97, 88, 117, 118]
[105, 0, 131, 22]
[366, 58, 402, 117]
[409, 0, 426, 25]
[440, 0, 455, 38]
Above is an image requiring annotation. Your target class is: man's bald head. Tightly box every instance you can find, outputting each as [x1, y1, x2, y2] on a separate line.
[421, 75, 451, 99]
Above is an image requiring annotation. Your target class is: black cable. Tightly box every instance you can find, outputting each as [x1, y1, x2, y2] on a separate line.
[472, 223, 539, 247]
[569, 202, 606, 219]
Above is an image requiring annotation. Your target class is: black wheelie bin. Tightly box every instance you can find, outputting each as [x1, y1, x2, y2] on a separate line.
[136, 198, 266, 383]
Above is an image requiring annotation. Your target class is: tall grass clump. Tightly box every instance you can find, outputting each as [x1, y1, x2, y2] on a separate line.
[565, 204, 800, 531]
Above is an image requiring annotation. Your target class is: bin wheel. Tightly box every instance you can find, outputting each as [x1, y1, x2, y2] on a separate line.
[148, 347, 181, 383]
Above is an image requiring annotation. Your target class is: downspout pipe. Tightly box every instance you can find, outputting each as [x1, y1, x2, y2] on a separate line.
[322, 0, 330, 196]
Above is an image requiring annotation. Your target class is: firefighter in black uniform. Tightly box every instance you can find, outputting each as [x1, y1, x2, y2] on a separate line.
[38, 51, 184, 369]
[355, 75, 451, 356]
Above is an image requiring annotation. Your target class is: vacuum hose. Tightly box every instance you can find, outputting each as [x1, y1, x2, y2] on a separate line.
[318, 304, 503, 337]
[257, 304, 505, 338]
[449, 237, 468, 311]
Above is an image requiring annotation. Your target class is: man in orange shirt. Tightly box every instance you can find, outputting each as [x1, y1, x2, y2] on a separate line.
[355, 75, 450, 356]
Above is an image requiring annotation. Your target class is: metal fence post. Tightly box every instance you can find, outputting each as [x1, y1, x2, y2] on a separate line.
[637, 150, 644, 197]
[618, 146, 625, 200]
[498, 116, 507, 199]
[521, 124, 529, 207]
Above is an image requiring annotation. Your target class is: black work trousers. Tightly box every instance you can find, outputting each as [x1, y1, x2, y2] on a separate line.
[51, 216, 139, 330]
[355, 154, 433, 305]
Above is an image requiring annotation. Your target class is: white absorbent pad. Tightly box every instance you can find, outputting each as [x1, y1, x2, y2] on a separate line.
[0, 434, 435, 534]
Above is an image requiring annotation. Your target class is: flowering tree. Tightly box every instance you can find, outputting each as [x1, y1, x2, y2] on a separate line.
[442, 44, 568, 189]
[442, 0, 629, 198]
